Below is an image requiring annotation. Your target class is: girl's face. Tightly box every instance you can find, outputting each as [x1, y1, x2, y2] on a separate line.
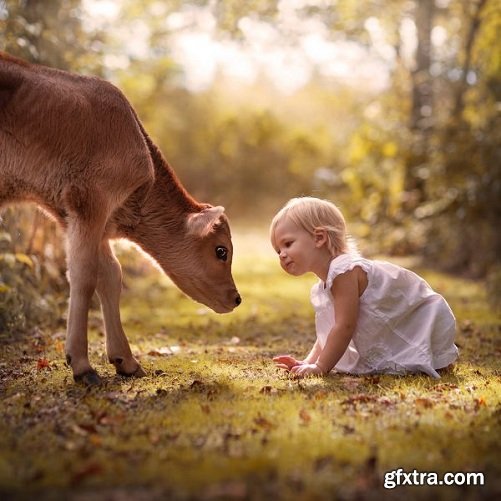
[273, 217, 320, 277]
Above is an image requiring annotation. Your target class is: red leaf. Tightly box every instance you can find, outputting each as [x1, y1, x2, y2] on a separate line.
[37, 358, 50, 370]
[474, 397, 486, 410]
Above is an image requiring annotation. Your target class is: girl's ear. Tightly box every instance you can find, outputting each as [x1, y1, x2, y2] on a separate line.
[313, 228, 328, 248]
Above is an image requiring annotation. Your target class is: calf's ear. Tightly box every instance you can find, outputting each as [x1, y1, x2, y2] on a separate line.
[186, 206, 225, 237]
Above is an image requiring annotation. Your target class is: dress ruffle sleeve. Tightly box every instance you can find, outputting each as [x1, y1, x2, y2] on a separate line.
[325, 253, 369, 290]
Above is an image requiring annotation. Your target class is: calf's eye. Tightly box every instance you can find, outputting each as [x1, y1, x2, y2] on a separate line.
[215, 246, 228, 261]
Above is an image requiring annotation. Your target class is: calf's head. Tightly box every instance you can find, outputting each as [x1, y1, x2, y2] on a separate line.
[168, 206, 241, 313]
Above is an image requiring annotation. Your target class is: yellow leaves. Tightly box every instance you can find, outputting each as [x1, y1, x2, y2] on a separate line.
[219, 136, 238, 159]
[348, 133, 369, 164]
[14, 253, 33, 268]
[53, 340, 65, 354]
[0, 252, 34, 268]
[341, 168, 364, 200]
[382, 141, 398, 158]
[120, 73, 156, 100]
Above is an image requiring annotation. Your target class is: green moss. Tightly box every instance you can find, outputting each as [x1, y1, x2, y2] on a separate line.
[0, 229, 499, 499]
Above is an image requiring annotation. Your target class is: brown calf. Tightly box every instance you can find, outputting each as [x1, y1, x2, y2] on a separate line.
[0, 53, 241, 385]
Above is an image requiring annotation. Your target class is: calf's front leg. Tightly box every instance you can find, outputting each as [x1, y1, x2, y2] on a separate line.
[64, 219, 102, 385]
[96, 240, 145, 377]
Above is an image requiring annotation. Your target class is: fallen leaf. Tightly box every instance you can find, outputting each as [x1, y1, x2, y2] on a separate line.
[148, 346, 179, 356]
[75, 423, 98, 434]
[204, 481, 247, 499]
[376, 397, 394, 407]
[364, 375, 381, 385]
[70, 462, 103, 486]
[37, 358, 50, 370]
[340, 376, 362, 392]
[341, 394, 377, 406]
[433, 383, 459, 392]
[254, 415, 274, 431]
[259, 385, 278, 395]
[474, 397, 486, 410]
[89, 434, 102, 446]
[341, 424, 356, 435]
[98, 413, 126, 427]
[190, 380, 204, 390]
[54, 340, 65, 354]
[415, 397, 434, 409]
[149, 431, 161, 445]
[314, 455, 333, 472]
[299, 408, 311, 424]
[314, 390, 328, 400]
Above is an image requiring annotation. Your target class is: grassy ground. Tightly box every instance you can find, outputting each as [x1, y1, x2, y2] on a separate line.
[0, 228, 500, 500]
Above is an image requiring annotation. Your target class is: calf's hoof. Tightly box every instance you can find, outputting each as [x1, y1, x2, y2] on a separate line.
[111, 357, 146, 378]
[74, 369, 102, 386]
[117, 364, 147, 378]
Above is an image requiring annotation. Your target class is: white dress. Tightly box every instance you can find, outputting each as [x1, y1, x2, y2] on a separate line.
[310, 253, 459, 378]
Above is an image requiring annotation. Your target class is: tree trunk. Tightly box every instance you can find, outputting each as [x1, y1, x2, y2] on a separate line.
[403, 0, 434, 208]
[451, 0, 488, 123]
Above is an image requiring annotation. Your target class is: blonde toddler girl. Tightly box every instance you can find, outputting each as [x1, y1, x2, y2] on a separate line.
[270, 197, 458, 378]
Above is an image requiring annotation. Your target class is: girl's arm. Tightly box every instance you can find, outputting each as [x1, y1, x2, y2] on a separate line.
[303, 339, 322, 364]
[291, 269, 360, 376]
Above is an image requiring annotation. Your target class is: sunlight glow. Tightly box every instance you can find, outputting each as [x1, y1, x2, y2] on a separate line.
[82, 0, 119, 28]
[399, 17, 418, 68]
[83, 0, 393, 94]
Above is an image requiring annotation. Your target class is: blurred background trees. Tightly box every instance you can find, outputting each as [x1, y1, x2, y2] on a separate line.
[1, 0, 500, 329]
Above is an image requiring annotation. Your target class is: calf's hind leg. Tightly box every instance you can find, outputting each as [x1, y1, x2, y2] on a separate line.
[96, 240, 145, 377]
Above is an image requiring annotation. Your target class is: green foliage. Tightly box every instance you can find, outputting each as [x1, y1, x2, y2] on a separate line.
[120, 79, 341, 216]
[0, 0, 499, 290]
[0, 0, 103, 334]
[109, 0, 501, 275]
[0, 0, 104, 72]
[0, 227, 67, 336]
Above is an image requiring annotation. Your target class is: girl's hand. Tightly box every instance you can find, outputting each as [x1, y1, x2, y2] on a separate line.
[273, 355, 303, 371]
[290, 363, 323, 377]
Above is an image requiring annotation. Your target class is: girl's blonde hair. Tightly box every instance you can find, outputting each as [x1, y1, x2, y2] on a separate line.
[270, 197, 355, 256]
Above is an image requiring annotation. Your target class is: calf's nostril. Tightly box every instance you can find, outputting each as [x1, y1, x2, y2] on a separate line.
[235, 294, 242, 306]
